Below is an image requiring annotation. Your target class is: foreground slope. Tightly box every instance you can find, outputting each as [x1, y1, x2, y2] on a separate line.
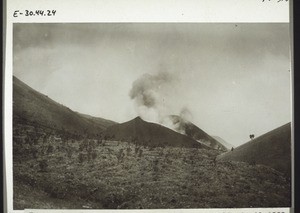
[166, 115, 228, 151]
[218, 123, 291, 178]
[13, 76, 116, 136]
[14, 130, 291, 209]
[104, 117, 205, 148]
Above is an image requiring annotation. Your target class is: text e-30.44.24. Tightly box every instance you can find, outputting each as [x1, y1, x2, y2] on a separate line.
[13, 10, 56, 17]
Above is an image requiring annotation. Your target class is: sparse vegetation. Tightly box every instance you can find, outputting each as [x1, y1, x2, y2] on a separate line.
[13, 123, 291, 209]
[38, 159, 48, 172]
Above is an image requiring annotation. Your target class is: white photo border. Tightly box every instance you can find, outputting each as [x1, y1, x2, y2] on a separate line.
[4, 0, 293, 212]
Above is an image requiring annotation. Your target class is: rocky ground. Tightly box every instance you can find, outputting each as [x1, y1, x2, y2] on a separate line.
[13, 124, 291, 209]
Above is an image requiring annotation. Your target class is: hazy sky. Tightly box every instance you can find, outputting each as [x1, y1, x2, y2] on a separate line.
[13, 23, 291, 147]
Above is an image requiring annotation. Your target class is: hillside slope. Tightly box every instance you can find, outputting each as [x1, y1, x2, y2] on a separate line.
[165, 115, 228, 151]
[217, 123, 291, 178]
[78, 113, 116, 130]
[13, 76, 116, 136]
[212, 136, 234, 150]
[14, 134, 291, 209]
[104, 117, 206, 148]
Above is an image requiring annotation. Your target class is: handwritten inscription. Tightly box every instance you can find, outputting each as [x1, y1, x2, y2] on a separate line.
[13, 10, 56, 17]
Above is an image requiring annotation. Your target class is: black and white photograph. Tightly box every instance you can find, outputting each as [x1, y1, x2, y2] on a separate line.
[11, 23, 292, 210]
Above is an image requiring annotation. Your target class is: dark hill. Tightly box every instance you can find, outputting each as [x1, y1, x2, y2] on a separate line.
[166, 115, 228, 151]
[13, 76, 116, 136]
[78, 113, 116, 130]
[104, 117, 206, 148]
[217, 123, 291, 178]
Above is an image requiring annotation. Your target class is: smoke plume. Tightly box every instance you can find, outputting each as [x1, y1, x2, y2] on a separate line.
[129, 71, 174, 108]
[129, 71, 175, 122]
[179, 107, 193, 122]
[129, 70, 193, 134]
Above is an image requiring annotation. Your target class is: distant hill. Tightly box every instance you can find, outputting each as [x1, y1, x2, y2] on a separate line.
[13, 76, 116, 136]
[212, 136, 234, 150]
[78, 113, 116, 130]
[217, 123, 291, 178]
[164, 115, 228, 151]
[104, 117, 207, 148]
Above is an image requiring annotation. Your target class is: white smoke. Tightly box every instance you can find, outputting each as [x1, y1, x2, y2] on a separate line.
[129, 71, 175, 122]
[160, 116, 186, 135]
[129, 71, 193, 134]
[179, 107, 193, 122]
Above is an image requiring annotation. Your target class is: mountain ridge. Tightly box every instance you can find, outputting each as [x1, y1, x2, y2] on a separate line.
[212, 136, 234, 150]
[13, 76, 116, 136]
[104, 116, 209, 149]
[165, 115, 228, 151]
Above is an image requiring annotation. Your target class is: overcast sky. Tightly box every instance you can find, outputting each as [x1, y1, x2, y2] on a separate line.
[13, 23, 291, 147]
